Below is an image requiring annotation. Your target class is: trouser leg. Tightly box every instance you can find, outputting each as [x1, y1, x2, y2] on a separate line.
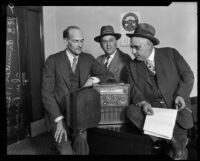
[173, 123, 188, 142]
[126, 105, 164, 142]
[55, 136, 74, 155]
[51, 125, 74, 155]
[126, 104, 145, 130]
[168, 119, 189, 160]
[72, 130, 89, 155]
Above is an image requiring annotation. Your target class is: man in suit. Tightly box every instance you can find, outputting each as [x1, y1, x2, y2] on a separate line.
[42, 26, 115, 155]
[94, 25, 132, 83]
[125, 23, 194, 160]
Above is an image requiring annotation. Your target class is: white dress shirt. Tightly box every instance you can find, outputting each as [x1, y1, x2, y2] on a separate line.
[66, 49, 79, 68]
[147, 47, 155, 67]
[103, 50, 117, 68]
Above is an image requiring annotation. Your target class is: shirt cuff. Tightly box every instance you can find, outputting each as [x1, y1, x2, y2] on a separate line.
[54, 115, 64, 123]
[90, 77, 100, 84]
[136, 101, 147, 107]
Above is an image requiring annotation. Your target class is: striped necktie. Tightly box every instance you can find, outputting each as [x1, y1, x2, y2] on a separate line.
[104, 55, 110, 68]
[72, 57, 78, 73]
[145, 59, 156, 74]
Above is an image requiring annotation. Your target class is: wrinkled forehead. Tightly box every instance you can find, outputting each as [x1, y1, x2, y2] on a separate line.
[68, 29, 84, 40]
[130, 37, 148, 45]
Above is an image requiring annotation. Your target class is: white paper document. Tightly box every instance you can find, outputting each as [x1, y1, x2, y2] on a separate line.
[143, 108, 178, 140]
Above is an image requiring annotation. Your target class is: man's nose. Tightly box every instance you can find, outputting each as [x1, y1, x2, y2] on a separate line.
[107, 40, 113, 46]
[78, 41, 83, 47]
[132, 48, 137, 54]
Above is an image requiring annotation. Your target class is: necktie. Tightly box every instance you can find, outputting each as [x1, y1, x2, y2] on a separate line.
[145, 59, 156, 74]
[72, 57, 77, 73]
[104, 55, 110, 68]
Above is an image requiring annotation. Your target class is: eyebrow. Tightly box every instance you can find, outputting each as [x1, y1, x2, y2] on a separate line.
[130, 45, 140, 48]
[102, 38, 115, 41]
[71, 39, 84, 41]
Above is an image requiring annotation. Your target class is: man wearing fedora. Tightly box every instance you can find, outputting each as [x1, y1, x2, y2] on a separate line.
[94, 25, 132, 83]
[125, 23, 194, 160]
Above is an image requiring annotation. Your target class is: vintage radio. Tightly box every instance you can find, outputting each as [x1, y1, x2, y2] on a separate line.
[93, 83, 130, 125]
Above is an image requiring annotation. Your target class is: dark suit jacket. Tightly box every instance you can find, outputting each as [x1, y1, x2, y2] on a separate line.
[42, 50, 115, 129]
[97, 48, 131, 83]
[126, 47, 194, 129]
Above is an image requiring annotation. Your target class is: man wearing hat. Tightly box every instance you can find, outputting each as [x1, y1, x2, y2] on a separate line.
[94, 25, 132, 83]
[125, 23, 194, 160]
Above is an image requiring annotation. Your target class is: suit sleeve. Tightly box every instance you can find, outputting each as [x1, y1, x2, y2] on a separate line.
[90, 56, 116, 83]
[96, 56, 102, 64]
[126, 63, 146, 104]
[121, 55, 132, 83]
[173, 49, 194, 100]
[41, 56, 62, 120]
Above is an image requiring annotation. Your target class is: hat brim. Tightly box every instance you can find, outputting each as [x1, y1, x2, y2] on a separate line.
[94, 33, 121, 42]
[126, 33, 160, 45]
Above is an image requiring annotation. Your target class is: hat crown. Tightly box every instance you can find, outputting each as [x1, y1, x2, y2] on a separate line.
[135, 23, 155, 36]
[94, 25, 121, 42]
[126, 23, 159, 45]
[100, 25, 115, 35]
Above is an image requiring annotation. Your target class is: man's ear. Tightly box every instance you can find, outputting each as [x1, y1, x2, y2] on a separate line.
[64, 38, 68, 45]
[100, 42, 103, 49]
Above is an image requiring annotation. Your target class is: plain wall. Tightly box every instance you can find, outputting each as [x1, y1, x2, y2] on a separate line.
[43, 2, 197, 97]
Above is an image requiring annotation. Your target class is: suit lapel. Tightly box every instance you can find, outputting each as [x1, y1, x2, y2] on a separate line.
[100, 56, 106, 65]
[108, 49, 120, 72]
[136, 60, 152, 87]
[154, 48, 166, 94]
[59, 51, 72, 89]
[79, 53, 90, 87]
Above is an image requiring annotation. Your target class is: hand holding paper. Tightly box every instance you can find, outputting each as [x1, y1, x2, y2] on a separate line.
[143, 108, 178, 140]
[175, 96, 185, 111]
[139, 101, 154, 115]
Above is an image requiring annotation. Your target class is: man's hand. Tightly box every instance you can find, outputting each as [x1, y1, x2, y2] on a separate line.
[139, 101, 154, 115]
[175, 96, 185, 111]
[83, 77, 94, 87]
[54, 120, 67, 143]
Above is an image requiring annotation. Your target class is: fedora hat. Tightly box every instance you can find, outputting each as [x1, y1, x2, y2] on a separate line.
[126, 23, 160, 45]
[94, 25, 121, 42]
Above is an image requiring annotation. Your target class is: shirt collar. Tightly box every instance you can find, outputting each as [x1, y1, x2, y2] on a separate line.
[66, 49, 79, 60]
[107, 49, 117, 59]
[66, 49, 79, 66]
[147, 47, 155, 62]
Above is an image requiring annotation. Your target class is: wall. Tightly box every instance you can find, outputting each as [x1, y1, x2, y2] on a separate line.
[43, 2, 197, 97]
[43, 7, 57, 57]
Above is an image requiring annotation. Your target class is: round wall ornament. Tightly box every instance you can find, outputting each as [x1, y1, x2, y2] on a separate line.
[122, 12, 139, 32]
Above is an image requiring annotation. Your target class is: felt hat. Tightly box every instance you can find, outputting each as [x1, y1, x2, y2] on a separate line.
[126, 23, 160, 45]
[94, 25, 121, 42]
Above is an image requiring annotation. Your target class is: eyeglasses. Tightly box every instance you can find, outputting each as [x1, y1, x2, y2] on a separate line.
[130, 45, 142, 50]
